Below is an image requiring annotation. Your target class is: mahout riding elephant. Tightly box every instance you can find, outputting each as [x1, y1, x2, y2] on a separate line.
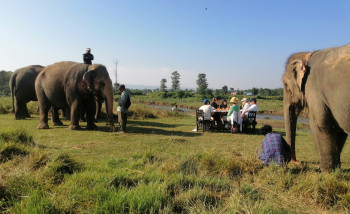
[283, 44, 350, 172]
[9, 65, 45, 119]
[35, 61, 114, 131]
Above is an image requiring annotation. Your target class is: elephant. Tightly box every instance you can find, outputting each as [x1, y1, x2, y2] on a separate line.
[35, 61, 114, 131]
[9, 65, 45, 119]
[283, 44, 350, 172]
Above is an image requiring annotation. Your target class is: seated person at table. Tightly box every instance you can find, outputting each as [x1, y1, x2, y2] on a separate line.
[199, 99, 214, 121]
[226, 97, 240, 124]
[241, 98, 258, 120]
[211, 97, 220, 109]
[220, 99, 228, 110]
[210, 97, 222, 129]
[241, 97, 250, 112]
[258, 125, 291, 166]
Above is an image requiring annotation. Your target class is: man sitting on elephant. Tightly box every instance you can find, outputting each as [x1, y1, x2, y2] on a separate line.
[83, 48, 94, 65]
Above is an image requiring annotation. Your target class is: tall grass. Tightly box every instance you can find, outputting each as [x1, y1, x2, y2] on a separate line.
[0, 112, 349, 213]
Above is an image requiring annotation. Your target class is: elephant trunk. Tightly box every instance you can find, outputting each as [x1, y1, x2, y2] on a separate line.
[283, 102, 298, 162]
[103, 84, 115, 132]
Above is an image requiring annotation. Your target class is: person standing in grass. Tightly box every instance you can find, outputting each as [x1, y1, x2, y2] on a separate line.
[114, 84, 131, 133]
[259, 125, 291, 166]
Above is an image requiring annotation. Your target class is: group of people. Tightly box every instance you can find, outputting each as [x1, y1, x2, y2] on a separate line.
[83, 48, 131, 133]
[199, 96, 258, 132]
[199, 97, 291, 166]
[84, 48, 290, 166]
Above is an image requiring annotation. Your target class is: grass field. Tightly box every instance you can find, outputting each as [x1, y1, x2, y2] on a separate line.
[0, 97, 350, 213]
[133, 95, 285, 115]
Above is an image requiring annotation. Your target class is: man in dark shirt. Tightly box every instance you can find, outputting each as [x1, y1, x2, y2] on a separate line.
[83, 48, 94, 65]
[210, 97, 222, 130]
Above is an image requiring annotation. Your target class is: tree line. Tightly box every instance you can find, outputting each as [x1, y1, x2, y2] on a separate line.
[158, 71, 283, 98]
[0, 70, 12, 96]
[0, 69, 282, 98]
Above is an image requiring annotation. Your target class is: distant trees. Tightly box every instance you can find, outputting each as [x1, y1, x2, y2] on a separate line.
[160, 78, 167, 92]
[252, 87, 259, 95]
[196, 73, 208, 95]
[0, 70, 12, 96]
[222, 85, 228, 95]
[171, 71, 180, 91]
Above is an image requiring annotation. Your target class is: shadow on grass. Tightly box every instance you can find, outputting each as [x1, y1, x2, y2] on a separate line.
[127, 126, 201, 137]
[128, 120, 180, 128]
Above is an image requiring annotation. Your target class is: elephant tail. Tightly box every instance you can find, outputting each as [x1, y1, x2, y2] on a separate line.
[9, 73, 16, 113]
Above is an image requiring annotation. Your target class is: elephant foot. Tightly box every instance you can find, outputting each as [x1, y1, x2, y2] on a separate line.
[37, 123, 49, 129]
[15, 115, 26, 120]
[53, 121, 64, 126]
[86, 124, 97, 130]
[290, 160, 301, 166]
[68, 124, 81, 130]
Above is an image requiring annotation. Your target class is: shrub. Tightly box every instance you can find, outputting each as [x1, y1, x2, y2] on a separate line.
[43, 153, 82, 184]
[0, 129, 34, 146]
[0, 145, 28, 163]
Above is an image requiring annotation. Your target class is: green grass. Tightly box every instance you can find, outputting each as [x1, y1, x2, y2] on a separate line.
[0, 96, 350, 213]
[133, 94, 285, 115]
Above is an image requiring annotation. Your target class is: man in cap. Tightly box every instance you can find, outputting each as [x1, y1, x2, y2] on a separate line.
[83, 48, 94, 65]
[241, 98, 258, 119]
[199, 99, 214, 121]
[114, 84, 131, 133]
[82, 48, 95, 89]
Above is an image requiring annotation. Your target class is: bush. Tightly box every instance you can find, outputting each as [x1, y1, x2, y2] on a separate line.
[0, 129, 34, 146]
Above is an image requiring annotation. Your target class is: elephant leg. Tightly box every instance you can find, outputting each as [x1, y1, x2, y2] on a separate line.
[37, 102, 50, 129]
[334, 130, 348, 168]
[15, 101, 27, 120]
[80, 110, 86, 122]
[86, 99, 97, 130]
[51, 107, 63, 126]
[63, 107, 70, 120]
[309, 117, 340, 172]
[23, 104, 30, 118]
[68, 100, 81, 130]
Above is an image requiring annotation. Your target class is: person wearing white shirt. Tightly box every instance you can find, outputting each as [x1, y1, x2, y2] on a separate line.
[241, 98, 258, 119]
[199, 99, 214, 121]
[241, 98, 250, 112]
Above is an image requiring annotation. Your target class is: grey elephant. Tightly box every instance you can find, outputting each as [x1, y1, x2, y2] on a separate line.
[283, 44, 350, 172]
[35, 61, 114, 131]
[9, 65, 45, 119]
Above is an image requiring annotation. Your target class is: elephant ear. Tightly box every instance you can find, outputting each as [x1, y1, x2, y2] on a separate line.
[291, 59, 306, 91]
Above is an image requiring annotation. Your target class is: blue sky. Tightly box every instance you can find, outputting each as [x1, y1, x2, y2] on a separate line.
[1, 0, 350, 89]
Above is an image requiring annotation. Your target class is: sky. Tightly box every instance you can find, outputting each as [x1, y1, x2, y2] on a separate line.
[1, 0, 350, 90]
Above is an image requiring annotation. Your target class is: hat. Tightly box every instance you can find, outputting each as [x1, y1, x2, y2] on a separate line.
[230, 97, 238, 103]
[118, 84, 125, 90]
[203, 99, 209, 104]
[86, 48, 91, 51]
[241, 98, 248, 102]
[249, 98, 256, 102]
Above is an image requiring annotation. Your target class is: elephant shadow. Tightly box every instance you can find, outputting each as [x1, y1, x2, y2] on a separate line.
[128, 120, 180, 128]
[126, 126, 201, 137]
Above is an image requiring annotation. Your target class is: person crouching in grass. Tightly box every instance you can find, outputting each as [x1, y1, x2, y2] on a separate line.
[258, 125, 291, 166]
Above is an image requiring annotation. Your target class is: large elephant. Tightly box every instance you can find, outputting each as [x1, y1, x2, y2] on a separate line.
[35, 61, 114, 131]
[9, 65, 45, 119]
[283, 44, 350, 172]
